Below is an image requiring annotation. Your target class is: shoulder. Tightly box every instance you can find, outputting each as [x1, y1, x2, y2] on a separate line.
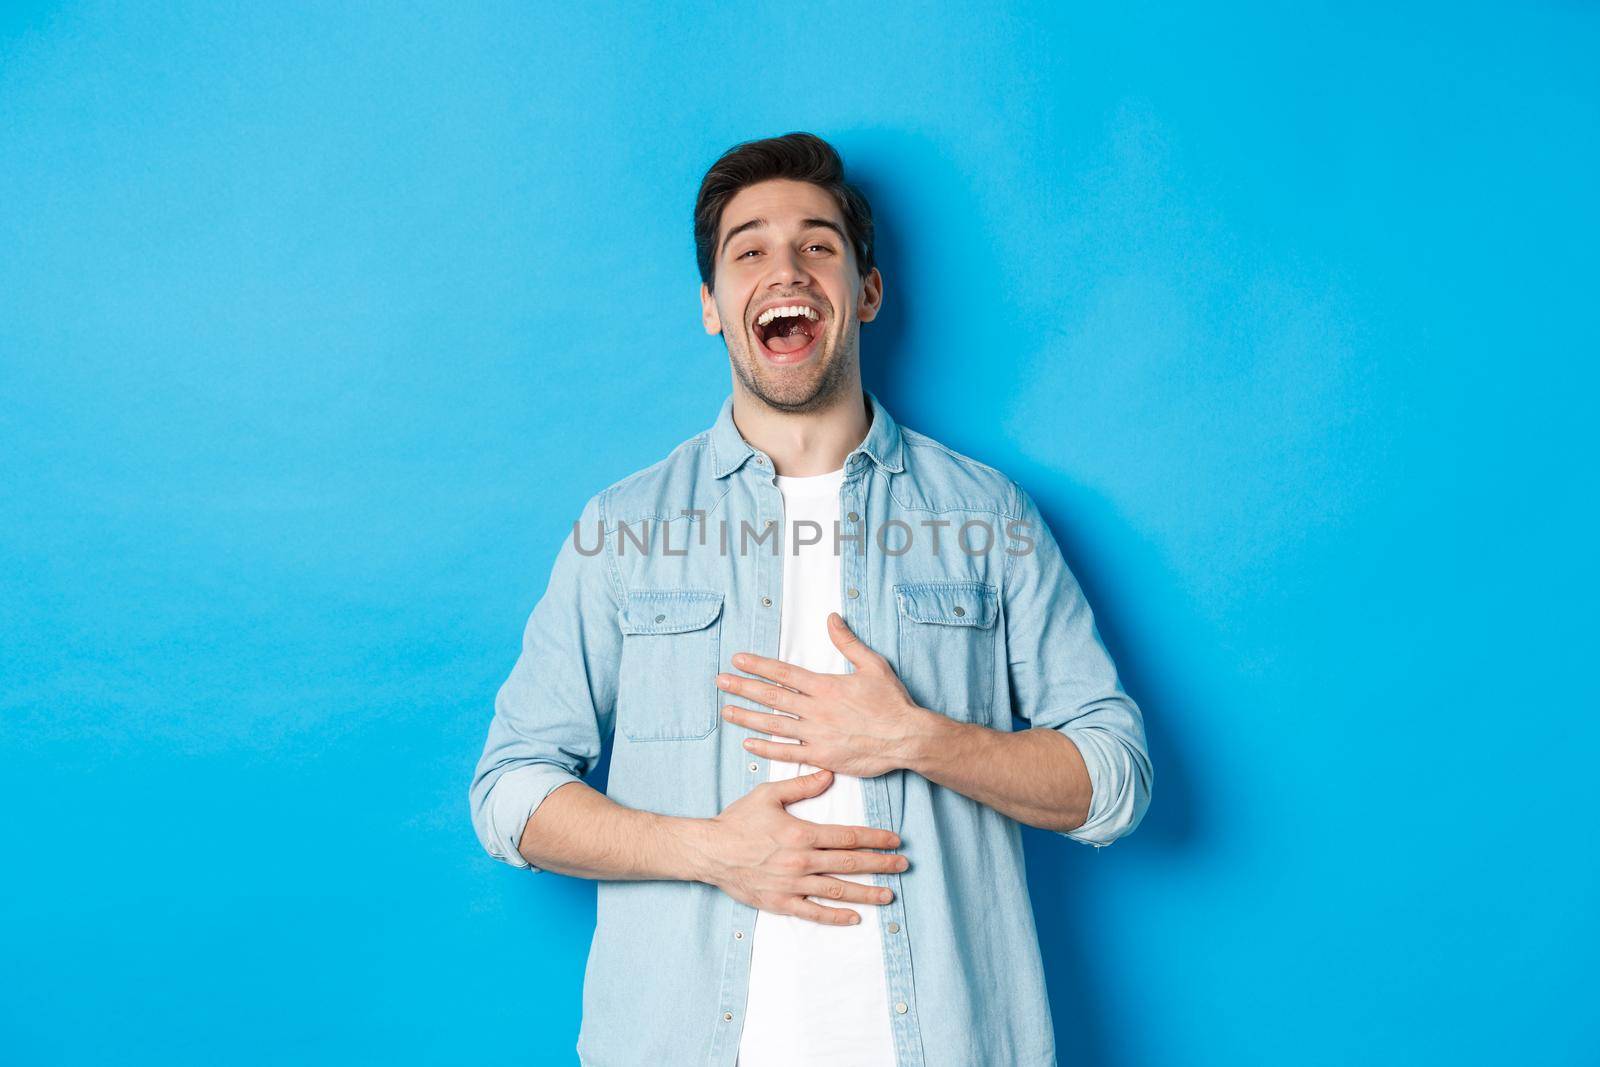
[895, 425, 1024, 519]
[587, 430, 728, 529]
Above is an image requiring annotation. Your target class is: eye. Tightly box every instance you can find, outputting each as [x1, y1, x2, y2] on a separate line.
[805, 243, 834, 254]
[738, 248, 762, 259]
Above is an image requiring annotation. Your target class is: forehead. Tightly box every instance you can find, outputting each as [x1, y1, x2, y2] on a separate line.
[719, 179, 843, 239]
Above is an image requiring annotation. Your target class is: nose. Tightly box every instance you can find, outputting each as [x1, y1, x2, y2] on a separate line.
[767, 245, 812, 288]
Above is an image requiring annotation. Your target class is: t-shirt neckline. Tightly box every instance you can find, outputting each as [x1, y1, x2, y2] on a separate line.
[772, 465, 846, 498]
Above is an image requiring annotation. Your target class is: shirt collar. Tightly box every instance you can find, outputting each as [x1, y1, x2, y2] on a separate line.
[708, 388, 906, 479]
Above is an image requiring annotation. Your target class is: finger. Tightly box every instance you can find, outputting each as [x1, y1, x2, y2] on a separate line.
[808, 824, 903, 851]
[786, 898, 862, 927]
[728, 651, 825, 694]
[805, 849, 911, 876]
[797, 875, 896, 907]
[765, 768, 832, 804]
[827, 612, 886, 673]
[715, 672, 814, 715]
[742, 737, 811, 763]
[722, 705, 805, 739]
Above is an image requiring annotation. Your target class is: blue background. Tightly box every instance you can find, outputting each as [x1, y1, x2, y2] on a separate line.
[3, 3, 1595, 1064]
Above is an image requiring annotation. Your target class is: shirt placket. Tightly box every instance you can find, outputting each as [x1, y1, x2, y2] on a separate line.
[841, 455, 926, 1067]
[709, 454, 784, 1065]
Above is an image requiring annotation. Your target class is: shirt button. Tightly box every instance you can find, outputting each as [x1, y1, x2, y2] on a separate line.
[755, 456, 767, 466]
[734, 930, 744, 940]
[895, 1002, 908, 1015]
[761, 596, 772, 607]
[846, 587, 859, 599]
[847, 511, 860, 523]
[953, 606, 965, 617]
[654, 613, 666, 623]
[723, 1011, 734, 1021]
[748, 761, 759, 772]
[886, 921, 900, 934]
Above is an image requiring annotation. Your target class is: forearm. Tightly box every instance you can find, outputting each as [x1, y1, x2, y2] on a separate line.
[901, 710, 1092, 834]
[515, 779, 718, 882]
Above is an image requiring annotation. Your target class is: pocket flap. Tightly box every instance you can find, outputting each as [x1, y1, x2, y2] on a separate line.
[619, 589, 725, 635]
[894, 581, 997, 628]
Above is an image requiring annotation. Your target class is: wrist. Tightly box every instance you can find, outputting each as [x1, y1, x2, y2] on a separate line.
[897, 704, 962, 775]
[665, 814, 722, 885]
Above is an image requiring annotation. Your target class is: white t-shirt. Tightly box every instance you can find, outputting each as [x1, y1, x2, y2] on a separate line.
[736, 466, 897, 1067]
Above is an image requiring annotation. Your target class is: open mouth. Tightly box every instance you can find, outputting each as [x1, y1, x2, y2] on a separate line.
[752, 303, 824, 364]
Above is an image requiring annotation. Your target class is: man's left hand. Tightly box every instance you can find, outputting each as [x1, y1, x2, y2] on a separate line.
[716, 612, 941, 779]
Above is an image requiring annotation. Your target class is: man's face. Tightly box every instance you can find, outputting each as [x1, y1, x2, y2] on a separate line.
[701, 178, 883, 413]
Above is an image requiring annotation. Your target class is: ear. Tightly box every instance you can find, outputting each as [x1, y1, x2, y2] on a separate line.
[701, 282, 723, 335]
[856, 267, 884, 324]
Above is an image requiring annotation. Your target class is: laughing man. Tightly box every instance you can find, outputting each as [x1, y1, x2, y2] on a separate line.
[470, 131, 1153, 1067]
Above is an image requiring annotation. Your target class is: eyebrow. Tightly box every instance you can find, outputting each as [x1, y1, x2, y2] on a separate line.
[719, 216, 848, 257]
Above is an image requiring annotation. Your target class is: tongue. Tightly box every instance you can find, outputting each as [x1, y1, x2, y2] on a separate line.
[765, 321, 813, 354]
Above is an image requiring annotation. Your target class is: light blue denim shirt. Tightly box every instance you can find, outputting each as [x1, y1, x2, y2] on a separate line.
[469, 390, 1152, 1066]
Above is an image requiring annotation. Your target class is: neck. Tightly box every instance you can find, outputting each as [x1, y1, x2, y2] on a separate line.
[730, 380, 870, 477]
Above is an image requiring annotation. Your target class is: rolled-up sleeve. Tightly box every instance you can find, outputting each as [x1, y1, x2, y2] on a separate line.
[1003, 480, 1153, 847]
[468, 490, 622, 872]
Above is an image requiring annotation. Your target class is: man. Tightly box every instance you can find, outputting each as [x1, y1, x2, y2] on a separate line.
[469, 132, 1152, 1067]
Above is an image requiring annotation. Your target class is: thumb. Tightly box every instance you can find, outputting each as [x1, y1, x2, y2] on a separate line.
[827, 612, 877, 672]
[769, 768, 832, 803]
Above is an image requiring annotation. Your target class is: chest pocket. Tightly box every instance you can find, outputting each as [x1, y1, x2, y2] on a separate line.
[894, 580, 998, 724]
[617, 589, 725, 742]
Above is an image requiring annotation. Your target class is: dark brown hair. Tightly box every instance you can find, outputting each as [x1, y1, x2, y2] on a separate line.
[693, 131, 875, 290]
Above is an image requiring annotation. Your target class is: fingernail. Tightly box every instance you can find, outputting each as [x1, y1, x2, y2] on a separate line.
[732, 653, 748, 666]
[715, 675, 729, 688]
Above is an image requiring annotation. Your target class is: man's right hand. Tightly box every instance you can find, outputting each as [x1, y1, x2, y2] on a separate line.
[691, 768, 909, 926]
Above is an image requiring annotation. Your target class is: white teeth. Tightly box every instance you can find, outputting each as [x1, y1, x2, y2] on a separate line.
[756, 305, 821, 327]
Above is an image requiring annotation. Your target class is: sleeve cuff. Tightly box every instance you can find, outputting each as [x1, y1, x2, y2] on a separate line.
[1058, 727, 1149, 848]
[484, 763, 584, 873]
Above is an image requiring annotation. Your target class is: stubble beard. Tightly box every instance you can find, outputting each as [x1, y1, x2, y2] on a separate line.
[728, 320, 858, 415]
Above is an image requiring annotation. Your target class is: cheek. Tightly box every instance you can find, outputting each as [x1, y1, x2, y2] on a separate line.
[724, 292, 757, 333]
[828, 282, 858, 321]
